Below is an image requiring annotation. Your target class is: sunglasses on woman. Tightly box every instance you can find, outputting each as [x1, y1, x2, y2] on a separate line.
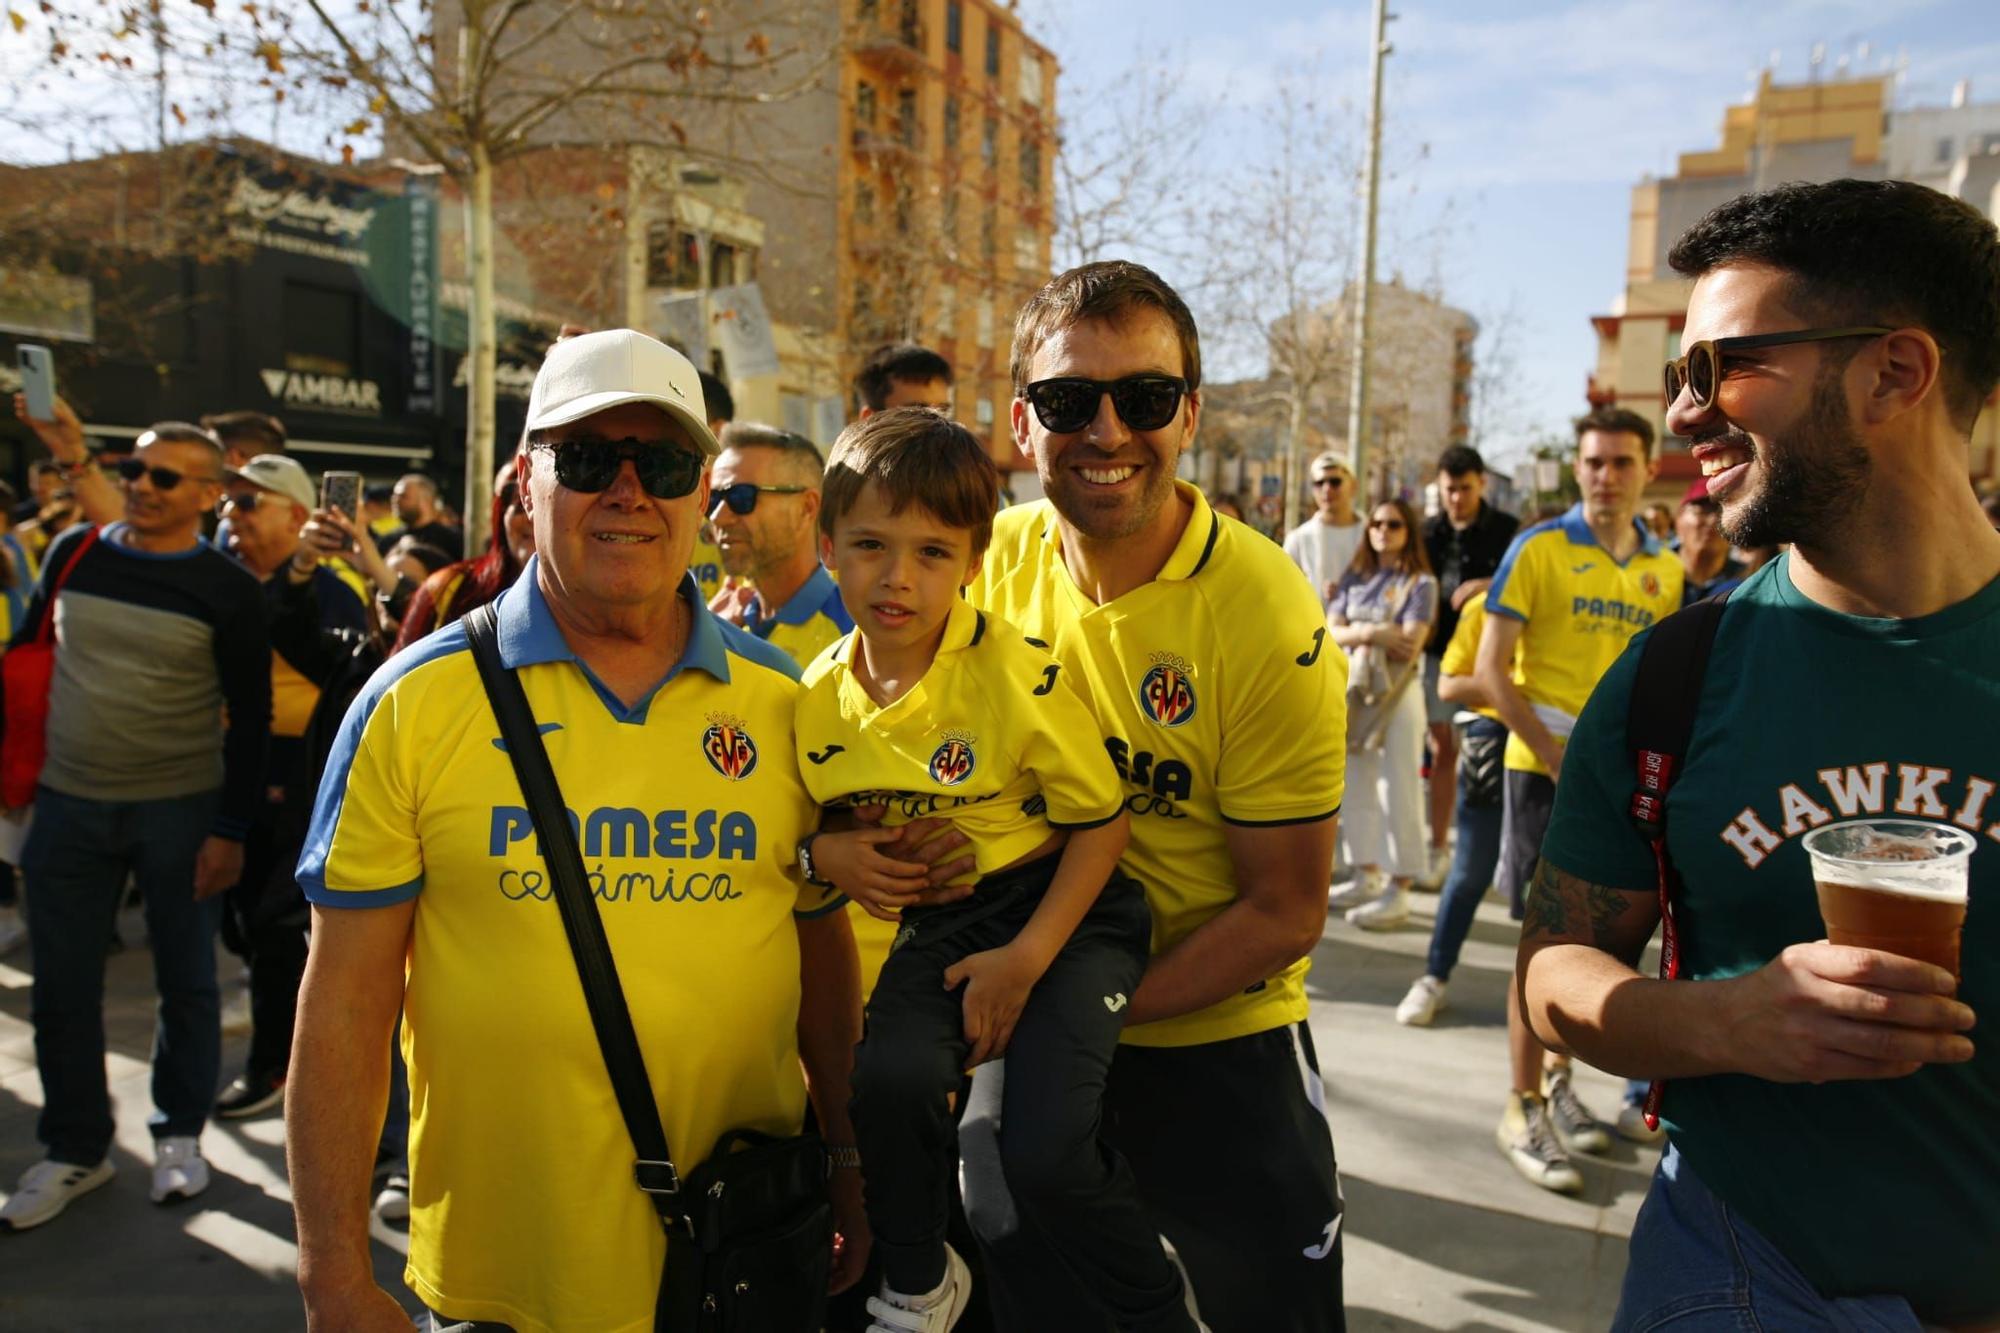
[1022, 374, 1189, 434]
[116, 459, 219, 491]
[708, 482, 809, 518]
[1369, 518, 1406, 531]
[530, 436, 704, 499]
[1663, 326, 1891, 411]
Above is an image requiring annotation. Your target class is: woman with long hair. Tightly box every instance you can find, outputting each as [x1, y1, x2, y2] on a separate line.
[391, 462, 535, 654]
[1324, 497, 1438, 931]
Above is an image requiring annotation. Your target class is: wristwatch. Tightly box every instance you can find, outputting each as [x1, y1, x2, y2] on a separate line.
[826, 1145, 862, 1171]
[796, 834, 835, 889]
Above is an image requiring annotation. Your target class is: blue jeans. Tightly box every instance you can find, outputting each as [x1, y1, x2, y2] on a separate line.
[1422, 719, 1507, 981]
[1613, 1145, 1926, 1331]
[23, 786, 223, 1164]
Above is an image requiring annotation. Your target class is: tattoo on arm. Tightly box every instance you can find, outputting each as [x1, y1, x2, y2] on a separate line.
[1520, 858, 1655, 966]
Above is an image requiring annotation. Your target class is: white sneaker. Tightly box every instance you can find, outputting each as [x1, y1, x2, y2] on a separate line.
[0, 1158, 114, 1230]
[150, 1136, 210, 1204]
[1345, 881, 1410, 931]
[373, 1172, 411, 1221]
[1616, 1100, 1667, 1145]
[1543, 1066, 1612, 1156]
[865, 1244, 971, 1332]
[1496, 1094, 1583, 1195]
[1327, 870, 1379, 911]
[0, 906, 25, 958]
[1395, 975, 1447, 1026]
[1417, 844, 1452, 890]
[219, 986, 252, 1038]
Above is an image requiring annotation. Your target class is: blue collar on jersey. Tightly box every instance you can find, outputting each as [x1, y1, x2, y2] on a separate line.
[493, 555, 731, 685]
[748, 563, 844, 634]
[1557, 502, 1661, 560]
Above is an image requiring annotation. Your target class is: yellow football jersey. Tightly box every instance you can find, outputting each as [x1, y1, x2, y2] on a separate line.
[968, 483, 1347, 1048]
[1485, 505, 1684, 775]
[797, 597, 1122, 876]
[298, 564, 833, 1333]
[751, 566, 856, 672]
[1438, 598, 1502, 724]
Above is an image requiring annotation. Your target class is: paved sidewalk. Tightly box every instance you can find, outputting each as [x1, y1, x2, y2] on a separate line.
[0, 891, 1656, 1331]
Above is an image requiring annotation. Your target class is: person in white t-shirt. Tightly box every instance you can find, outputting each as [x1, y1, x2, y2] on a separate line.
[1282, 451, 1365, 609]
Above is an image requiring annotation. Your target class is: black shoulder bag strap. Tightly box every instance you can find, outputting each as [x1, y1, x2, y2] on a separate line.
[463, 603, 684, 1230]
[1624, 589, 1731, 1130]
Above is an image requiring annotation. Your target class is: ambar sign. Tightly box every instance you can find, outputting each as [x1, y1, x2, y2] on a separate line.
[260, 368, 383, 416]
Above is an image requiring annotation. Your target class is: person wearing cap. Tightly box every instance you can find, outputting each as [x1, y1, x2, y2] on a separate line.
[0, 421, 272, 1232]
[1675, 480, 1747, 606]
[286, 329, 868, 1332]
[1283, 450, 1365, 611]
[208, 455, 371, 1122]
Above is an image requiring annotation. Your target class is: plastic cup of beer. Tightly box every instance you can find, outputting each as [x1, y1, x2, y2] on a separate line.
[1802, 819, 1975, 985]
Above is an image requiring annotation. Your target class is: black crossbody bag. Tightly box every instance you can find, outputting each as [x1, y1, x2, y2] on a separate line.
[466, 604, 832, 1332]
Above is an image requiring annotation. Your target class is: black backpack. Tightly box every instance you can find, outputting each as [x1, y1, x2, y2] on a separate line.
[1623, 590, 1732, 1128]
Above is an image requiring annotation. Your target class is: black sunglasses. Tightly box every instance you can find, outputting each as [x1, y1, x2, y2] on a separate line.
[1311, 476, 1348, 489]
[1369, 518, 1406, 530]
[117, 459, 218, 491]
[530, 435, 704, 499]
[708, 482, 809, 518]
[1022, 374, 1189, 434]
[1664, 326, 1891, 410]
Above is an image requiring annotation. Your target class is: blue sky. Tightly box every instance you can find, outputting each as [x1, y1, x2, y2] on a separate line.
[1017, 0, 2000, 466]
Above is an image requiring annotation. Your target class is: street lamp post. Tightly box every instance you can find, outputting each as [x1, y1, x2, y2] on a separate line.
[1346, 0, 1392, 500]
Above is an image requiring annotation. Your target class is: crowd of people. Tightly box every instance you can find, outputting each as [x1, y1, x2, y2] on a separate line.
[0, 173, 1993, 1333]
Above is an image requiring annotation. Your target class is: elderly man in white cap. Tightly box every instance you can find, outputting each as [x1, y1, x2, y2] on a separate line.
[285, 331, 866, 1333]
[210, 454, 374, 1124]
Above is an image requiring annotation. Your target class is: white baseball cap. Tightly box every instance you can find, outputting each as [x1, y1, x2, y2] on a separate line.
[524, 329, 719, 457]
[227, 454, 316, 512]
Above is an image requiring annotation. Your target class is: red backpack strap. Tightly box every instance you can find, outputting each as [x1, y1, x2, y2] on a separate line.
[1623, 589, 1731, 1127]
[35, 525, 101, 646]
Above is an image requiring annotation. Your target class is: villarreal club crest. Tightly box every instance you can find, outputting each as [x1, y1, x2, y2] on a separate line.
[1139, 652, 1197, 728]
[701, 712, 759, 781]
[928, 730, 977, 787]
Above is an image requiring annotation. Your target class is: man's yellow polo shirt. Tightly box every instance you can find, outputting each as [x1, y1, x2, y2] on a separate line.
[1438, 598, 1502, 724]
[967, 483, 1347, 1048]
[751, 565, 856, 674]
[1484, 503, 1683, 776]
[798, 597, 1121, 872]
[297, 561, 836, 1333]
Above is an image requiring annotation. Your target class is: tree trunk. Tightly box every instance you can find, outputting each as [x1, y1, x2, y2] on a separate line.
[463, 141, 497, 554]
[1282, 387, 1307, 535]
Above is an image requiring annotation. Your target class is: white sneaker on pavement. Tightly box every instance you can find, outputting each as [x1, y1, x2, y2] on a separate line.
[0, 1158, 114, 1231]
[1543, 1066, 1612, 1155]
[1395, 975, 1447, 1026]
[1416, 844, 1451, 891]
[374, 1172, 411, 1221]
[1345, 881, 1410, 931]
[1327, 870, 1380, 912]
[1496, 1093, 1583, 1195]
[0, 906, 25, 958]
[865, 1244, 971, 1333]
[1616, 1100, 1667, 1145]
[150, 1136, 210, 1205]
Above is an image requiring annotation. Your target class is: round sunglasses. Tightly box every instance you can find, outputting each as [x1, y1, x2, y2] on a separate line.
[1664, 326, 1891, 410]
[1022, 374, 1189, 434]
[530, 436, 704, 499]
[708, 482, 809, 518]
[116, 459, 221, 491]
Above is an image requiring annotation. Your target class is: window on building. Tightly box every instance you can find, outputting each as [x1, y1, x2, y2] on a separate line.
[858, 0, 878, 21]
[982, 207, 997, 263]
[942, 189, 959, 244]
[893, 188, 912, 234]
[977, 296, 993, 347]
[975, 397, 994, 426]
[856, 180, 876, 225]
[1013, 229, 1039, 272]
[944, 95, 960, 149]
[646, 224, 702, 289]
[936, 284, 957, 338]
[981, 116, 997, 169]
[1019, 55, 1043, 106]
[856, 81, 876, 128]
[896, 88, 918, 146]
[1019, 138, 1041, 196]
[710, 240, 738, 289]
[985, 24, 1000, 77]
[946, 0, 962, 52]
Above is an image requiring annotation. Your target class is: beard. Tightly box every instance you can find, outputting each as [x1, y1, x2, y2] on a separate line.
[1717, 367, 1871, 549]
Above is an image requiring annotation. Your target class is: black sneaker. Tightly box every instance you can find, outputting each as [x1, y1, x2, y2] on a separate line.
[215, 1072, 285, 1119]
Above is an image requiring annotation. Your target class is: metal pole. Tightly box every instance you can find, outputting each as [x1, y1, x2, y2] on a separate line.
[1347, 0, 1390, 499]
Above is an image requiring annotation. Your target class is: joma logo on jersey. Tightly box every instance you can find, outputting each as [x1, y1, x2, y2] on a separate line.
[1139, 654, 1197, 728]
[701, 713, 758, 781]
[929, 731, 977, 787]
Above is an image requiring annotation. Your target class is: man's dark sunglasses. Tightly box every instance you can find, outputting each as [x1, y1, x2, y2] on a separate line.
[530, 435, 704, 499]
[1022, 374, 1189, 434]
[117, 459, 219, 491]
[1664, 326, 1891, 411]
[708, 482, 809, 518]
[1311, 475, 1348, 489]
[218, 490, 269, 514]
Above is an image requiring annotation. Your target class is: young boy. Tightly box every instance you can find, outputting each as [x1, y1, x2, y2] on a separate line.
[797, 408, 1198, 1333]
